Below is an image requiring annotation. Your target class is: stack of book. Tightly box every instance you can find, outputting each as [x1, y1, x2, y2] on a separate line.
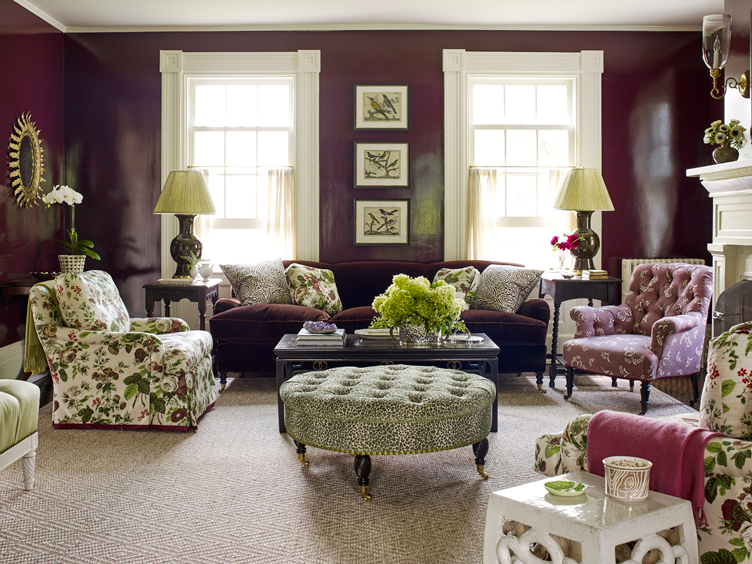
[582, 269, 609, 280]
[295, 327, 347, 347]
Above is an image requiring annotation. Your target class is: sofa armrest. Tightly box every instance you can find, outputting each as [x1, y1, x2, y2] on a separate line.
[570, 304, 631, 337]
[130, 318, 189, 334]
[214, 297, 242, 315]
[649, 312, 701, 358]
[516, 298, 550, 327]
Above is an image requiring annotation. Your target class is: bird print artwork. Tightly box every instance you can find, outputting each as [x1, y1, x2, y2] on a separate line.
[364, 150, 400, 179]
[364, 207, 400, 236]
[363, 92, 401, 122]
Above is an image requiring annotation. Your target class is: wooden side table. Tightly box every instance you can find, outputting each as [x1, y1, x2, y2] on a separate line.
[539, 273, 620, 386]
[143, 279, 220, 331]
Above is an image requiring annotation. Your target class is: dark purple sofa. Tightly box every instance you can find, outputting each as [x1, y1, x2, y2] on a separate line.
[209, 260, 550, 380]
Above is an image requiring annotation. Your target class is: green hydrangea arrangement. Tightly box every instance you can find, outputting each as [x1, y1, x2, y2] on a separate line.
[370, 274, 467, 335]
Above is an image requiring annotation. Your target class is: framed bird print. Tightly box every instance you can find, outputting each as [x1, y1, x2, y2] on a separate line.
[354, 199, 409, 246]
[354, 142, 409, 187]
[354, 85, 409, 130]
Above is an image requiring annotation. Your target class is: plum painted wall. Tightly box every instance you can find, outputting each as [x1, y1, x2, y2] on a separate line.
[0, 0, 63, 349]
[61, 29, 719, 315]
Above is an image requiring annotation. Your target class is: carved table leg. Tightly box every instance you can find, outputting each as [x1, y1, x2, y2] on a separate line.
[354, 454, 372, 501]
[294, 440, 309, 467]
[549, 302, 561, 387]
[472, 437, 489, 479]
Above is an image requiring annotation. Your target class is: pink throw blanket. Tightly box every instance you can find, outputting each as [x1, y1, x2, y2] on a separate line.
[586, 410, 724, 525]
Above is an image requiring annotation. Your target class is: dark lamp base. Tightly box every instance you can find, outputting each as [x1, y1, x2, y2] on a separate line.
[569, 210, 600, 273]
[170, 214, 202, 279]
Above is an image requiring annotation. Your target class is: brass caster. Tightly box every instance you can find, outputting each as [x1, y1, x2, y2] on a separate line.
[298, 453, 309, 468]
[360, 486, 372, 501]
[477, 465, 489, 480]
[219, 384, 226, 393]
[536, 384, 546, 394]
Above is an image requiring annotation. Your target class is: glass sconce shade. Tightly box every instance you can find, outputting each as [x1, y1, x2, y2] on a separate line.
[703, 14, 731, 70]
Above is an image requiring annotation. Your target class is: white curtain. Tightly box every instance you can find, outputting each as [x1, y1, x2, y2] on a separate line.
[549, 168, 577, 238]
[466, 168, 497, 260]
[266, 167, 296, 259]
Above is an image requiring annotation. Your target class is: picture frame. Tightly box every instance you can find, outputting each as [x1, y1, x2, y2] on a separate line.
[354, 85, 409, 130]
[354, 199, 409, 246]
[354, 142, 409, 188]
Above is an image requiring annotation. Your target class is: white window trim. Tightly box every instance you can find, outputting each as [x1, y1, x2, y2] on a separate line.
[443, 49, 604, 261]
[160, 50, 320, 280]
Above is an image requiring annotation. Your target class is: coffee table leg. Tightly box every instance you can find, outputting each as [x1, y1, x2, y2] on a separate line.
[472, 438, 489, 480]
[354, 454, 372, 501]
[293, 440, 309, 468]
[489, 359, 498, 433]
[276, 359, 287, 433]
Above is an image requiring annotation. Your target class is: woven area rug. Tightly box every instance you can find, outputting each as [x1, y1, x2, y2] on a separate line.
[0, 374, 694, 564]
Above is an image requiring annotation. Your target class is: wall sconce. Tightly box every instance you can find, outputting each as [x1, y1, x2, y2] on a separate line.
[703, 14, 750, 99]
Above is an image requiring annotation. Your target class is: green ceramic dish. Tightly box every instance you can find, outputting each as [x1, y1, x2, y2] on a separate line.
[544, 480, 587, 497]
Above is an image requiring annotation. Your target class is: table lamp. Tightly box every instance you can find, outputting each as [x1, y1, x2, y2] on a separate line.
[552, 168, 614, 273]
[154, 170, 216, 278]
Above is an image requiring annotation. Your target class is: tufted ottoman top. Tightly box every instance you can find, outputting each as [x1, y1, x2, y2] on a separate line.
[280, 365, 496, 455]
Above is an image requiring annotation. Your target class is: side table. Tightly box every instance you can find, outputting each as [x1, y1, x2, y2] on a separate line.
[539, 273, 620, 387]
[484, 471, 698, 564]
[143, 279, 220, 331]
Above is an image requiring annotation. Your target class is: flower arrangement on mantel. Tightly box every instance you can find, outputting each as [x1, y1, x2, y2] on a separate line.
[704, 119, 747, 150]
[370, 274, 467, 335]
[42, 185, 101, 260]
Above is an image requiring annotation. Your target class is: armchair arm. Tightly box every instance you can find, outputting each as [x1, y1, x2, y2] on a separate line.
[570, 304, 631, 338]
[516, 298, 550, 327]
[649, 312, 701, 358]
[704, 437, 752, 481]
[130, 318, 190, 335]
[213, 297, 242, 316]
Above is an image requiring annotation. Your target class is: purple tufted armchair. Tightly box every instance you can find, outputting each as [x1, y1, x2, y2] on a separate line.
[561, 263, 713, 414]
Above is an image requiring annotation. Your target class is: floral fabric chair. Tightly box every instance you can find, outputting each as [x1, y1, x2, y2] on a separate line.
[561, 263, 713, 414]
[29, 271, 217, 430]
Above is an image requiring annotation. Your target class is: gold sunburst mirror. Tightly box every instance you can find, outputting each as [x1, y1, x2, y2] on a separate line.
[8, 112, 45, 208]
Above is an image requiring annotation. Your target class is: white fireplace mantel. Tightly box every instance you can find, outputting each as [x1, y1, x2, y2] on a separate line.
[687, 159, 752, 301]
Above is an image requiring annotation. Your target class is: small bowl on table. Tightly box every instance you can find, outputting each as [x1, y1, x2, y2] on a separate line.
[602, 456, 652, 503]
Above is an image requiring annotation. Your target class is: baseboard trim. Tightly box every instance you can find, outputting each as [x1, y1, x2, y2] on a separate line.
[0, 341, 25, 380]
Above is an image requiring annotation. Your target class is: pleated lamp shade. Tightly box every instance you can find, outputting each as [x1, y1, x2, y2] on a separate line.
[553, 168, 614, 212]
[154, 170, 216, 215]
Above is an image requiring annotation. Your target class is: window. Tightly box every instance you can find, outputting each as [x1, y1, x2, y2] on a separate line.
[443, 50, 603, 267]
[468, 77, 575, 267]
[188, 77, 295, 264]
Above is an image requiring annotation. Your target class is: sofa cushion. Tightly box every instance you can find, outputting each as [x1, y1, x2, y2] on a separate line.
[433, 266, 481, 305]
[285, 263, 343, 315]
[329, 306, 378, 334]
[699, 321, 752, 439]
[460, 309, 548, 344]
[220, 259, 293, 306]
[55, 270, 130, 332]
[471, 265, 543, 313]
[330, 261, 431, 309]
[209, 303, 328, 342]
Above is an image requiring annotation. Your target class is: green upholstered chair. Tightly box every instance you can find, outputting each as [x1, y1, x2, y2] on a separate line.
[0, 380, 40, 490]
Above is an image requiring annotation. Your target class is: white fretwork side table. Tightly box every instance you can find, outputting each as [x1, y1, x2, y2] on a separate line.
[483, 471, 698, 564]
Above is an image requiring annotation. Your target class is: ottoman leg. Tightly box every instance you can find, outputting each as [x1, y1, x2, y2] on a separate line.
[354, 454, 372, 501]
[472, 438, 489, 480]
[294, 440, 309, 468]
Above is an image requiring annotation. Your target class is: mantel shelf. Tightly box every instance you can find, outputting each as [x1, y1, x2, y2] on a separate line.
[687, 159, 752, 195]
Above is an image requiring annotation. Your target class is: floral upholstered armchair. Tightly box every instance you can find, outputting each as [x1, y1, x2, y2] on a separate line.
[29, 271, 217, 430]
[561, 263, 713, 414]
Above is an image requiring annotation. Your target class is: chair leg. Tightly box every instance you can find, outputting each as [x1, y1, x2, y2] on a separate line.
[564, 367, 575, 400]
[22, 448, 36, 491]
[611, 377, 618, 388]
[689, 373, 700, 407]
[629, 380, 635, 392]
[639, 381, 651, 415]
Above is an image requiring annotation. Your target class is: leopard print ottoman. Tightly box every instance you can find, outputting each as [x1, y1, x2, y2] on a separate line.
[279, 364, 496, 500]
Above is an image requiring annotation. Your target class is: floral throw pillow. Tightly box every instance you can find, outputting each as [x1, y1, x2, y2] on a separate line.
[55, 270, 130, 332]
[285, 263, 343, 315]
[220, 259, 293, 306]
[699, 321, 752, 439]
[433, 266, 481, 305]
[470, 265, 543, 313]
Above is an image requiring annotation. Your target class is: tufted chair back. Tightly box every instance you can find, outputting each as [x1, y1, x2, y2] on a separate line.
[617, 263, 713, 335]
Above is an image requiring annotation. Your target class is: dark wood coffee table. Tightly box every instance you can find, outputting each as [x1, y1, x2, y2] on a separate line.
[274, 332, 499, 434]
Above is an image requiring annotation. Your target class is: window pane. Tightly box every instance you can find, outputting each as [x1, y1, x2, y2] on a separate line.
[225, 175, 257, 219]
[226, 132, 257, 167]
[259, 85, 291, 127]
[193, 131, 225, 167]
[194, 85, 226, 126]
[207, 173, 225, 219]
[474, 130, 505, 166]
[537, 85, 569, 125]
[227, 85, 257, 127]
[538, 130, 569, 166]
[472, 85, 504, 125]
[505, 175, 538, 216]
[504, 85, 536, 124]
[203, 227, 268, 264]
[258, 131, 289, 166]
[506, 130, 537, 166]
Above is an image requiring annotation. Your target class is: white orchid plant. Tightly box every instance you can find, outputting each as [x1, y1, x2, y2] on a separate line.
[704, 119, 747, 149]
[42, 185, 101, 260]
